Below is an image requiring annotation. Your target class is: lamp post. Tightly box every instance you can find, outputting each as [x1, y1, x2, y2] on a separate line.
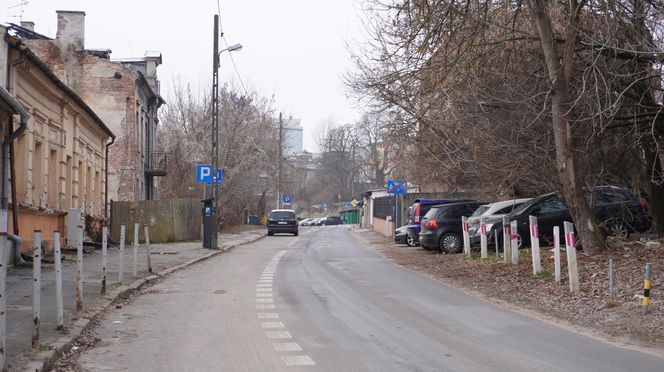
[211, 14, 242, 249]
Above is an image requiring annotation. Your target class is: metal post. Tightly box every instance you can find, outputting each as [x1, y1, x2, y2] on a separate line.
[76, 225, 83, 313]
[553, 226, 561, 283]
[564, 221, 579, 293]
[494, 229, 499, 258]
[101, 226, 108, 295]
[53, 231, 64, 329]
[642, 263, 652, 314]
[462, 216, 471, 258]
[502, 216, 510, 264]
[133, 223, 139, 277]
[119, 224, 125, 281]
[608, 258, 614, 298]
[529, 215, 542, 275]
[277, 113, 283, 210]
[480, 218, 487, 259]
[144, 225, 152, 273]
[32, 230, 41, 349]
[510, 220, 519, 265]
[211, 14, 220, 250]
[0, 233, 6, 369]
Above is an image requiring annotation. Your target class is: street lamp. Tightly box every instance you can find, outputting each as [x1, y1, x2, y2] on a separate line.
[210, 14, 242, 249]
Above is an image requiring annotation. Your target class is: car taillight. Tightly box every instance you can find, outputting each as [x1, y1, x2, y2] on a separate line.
[641, 199, 650, 214]
[415, 204, 421, 223]
[426, 220, 439, 229]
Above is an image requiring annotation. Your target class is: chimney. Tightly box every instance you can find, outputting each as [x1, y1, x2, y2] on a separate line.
[20, 21, 35, 31]
[144, 51, 162, 93]
[56, 10, 85, 51]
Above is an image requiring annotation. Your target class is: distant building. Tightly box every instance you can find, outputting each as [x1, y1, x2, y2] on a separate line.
[284, 118, 303, 154]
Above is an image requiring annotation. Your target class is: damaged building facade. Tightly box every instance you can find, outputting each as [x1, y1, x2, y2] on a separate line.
[12, 10, 166, 204]
[0, 25, 114, 254]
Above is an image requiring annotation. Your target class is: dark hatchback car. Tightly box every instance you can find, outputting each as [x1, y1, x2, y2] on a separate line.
[419, 201, 481, 253]
[493, 186, 651, 249]
[406, 199, 475, 245]
[267, 209, 298, 236]
[322, 215, 343, 225]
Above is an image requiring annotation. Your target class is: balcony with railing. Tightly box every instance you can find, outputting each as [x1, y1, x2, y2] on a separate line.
[145, 151, 167, 177]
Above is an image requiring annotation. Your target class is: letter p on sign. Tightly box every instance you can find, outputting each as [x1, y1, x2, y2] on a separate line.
[196, 164, 212, 183]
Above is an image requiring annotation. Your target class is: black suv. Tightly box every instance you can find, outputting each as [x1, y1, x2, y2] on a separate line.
[322, 215, 343, 225]
[267, 209, 298, 236]
[418, 201, 481, 253]
[494, 186, 650, 248]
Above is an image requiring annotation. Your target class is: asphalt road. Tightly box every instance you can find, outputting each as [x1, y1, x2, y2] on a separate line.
[77, 227, 664, 371]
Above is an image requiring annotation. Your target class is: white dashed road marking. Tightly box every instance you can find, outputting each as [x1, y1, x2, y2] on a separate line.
[257, 249, 315, 366]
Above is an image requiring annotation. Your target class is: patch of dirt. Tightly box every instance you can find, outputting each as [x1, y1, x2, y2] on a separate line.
[365, 231, 663, 348]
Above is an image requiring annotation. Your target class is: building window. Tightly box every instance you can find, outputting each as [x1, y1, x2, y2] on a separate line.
[65, 156, 72, 209]
[48, 149, 59, 208]
[33, 141, 43, 206]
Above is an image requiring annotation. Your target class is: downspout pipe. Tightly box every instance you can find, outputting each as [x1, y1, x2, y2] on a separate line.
[1, 85, 29, 217]
[104, 134, 116, 221]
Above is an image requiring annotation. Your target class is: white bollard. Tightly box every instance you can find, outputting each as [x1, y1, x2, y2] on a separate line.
[32, 230, 42, 349]
[76, 225, 83, 313]
[564, 221, 580, 293]
[101, 226, 108, 296]
[502, 216, 511, 264]
[510, 220, 519, 265]
[119, 224, 126, 281]
[553, 226, 561, 283]
[133, 223, 139, 277]
[0, 233, 7, 370]
[53, 232, 64, 329]
[462, 216, 471, 258]
[529, 216, 542, 275]
[494, 229, 499, 258]
[480, 218, 488, 259]
[144, 225, 152, 273]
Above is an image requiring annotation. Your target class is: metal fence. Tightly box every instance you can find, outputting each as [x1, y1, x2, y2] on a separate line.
[373, 196, 395, 219]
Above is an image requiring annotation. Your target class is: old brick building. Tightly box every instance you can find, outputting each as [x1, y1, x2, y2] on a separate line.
[0, 25, 114, 253]
[9, 10, 166, 207]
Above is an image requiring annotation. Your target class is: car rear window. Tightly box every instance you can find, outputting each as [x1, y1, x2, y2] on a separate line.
[270, 211, 295, 219]
[423, 207, 439, 220]
[471, 205, 489, 217]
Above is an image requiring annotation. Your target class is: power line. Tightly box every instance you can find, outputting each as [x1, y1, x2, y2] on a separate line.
[215, 0, 248, 96]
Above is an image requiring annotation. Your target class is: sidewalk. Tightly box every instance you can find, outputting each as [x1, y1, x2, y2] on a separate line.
[5, 227, 265, 371]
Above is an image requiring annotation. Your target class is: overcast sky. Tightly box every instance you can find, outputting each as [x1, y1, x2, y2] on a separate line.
[2, 0, 366, 151]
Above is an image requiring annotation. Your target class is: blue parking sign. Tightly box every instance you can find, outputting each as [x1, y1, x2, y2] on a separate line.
[196, 165, 212, 183]
[284, 195, 291, 204]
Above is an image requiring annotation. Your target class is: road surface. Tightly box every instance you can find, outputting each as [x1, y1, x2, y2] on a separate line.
[76, 227, 663, 371]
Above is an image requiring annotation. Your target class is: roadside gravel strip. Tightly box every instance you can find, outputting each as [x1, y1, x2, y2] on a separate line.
[26, 233, 265, 372]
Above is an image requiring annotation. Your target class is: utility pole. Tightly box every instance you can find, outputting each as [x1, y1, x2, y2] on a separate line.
[277, 113, 283, 209]
[211, 14, 220, 249]
[351, 139, 356, 198]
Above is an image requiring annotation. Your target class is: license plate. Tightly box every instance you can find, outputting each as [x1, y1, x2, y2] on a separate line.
[278, 221, 287, 225]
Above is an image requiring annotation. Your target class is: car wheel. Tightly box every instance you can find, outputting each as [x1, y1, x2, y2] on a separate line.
[294, 231, 299, 236]
[610, 221, 629, 238]
[267, 231, 273, 236]
[406, 235, 416, 247]
[439, 233, 461, 254]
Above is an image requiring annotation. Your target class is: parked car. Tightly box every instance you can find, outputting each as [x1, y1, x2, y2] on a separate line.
[468, 198, 531, 245]
[322, 215, 343, 225]
[267, 209, 298, 236]
[299, 218, 314, 226]
[406, 199, 475, 246]
[394, 225, 410, 245]
[492, 186, 651, 249]
[419, 201, 482, 253]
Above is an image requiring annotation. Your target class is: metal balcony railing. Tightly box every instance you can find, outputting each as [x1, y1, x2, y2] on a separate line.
[145, 151, 167, 176]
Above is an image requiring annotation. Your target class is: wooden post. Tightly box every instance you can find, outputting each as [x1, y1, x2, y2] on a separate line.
[53, 231, 64, 329]
[510, 220, 519, 265]
[502, 216, 511, 264]
[32, 230, 41, 349]
[119, 224, 126, 281]
[0, 233, 7, 369]
[133, 223, 139, 277]
[462, 216, 471, 258]
[529, 216, 542, 275]
[480, 218, 488, 259]
[101, 226, 108, 295]
[76, 225, 83, 313]
[564, 221, 579, 293]
[553, 226, 561, 283]
[144, 225, 152, 273]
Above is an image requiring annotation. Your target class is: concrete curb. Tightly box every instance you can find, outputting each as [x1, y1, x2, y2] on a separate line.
[24, 232, 266, 372]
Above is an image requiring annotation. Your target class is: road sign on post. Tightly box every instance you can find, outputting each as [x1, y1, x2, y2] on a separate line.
[322, 202, 328, 211]
[196, 165, 212, 183]
[351, 199, 358, 207]
[386, 180, 408, 194]
[283, 195, 291, 204]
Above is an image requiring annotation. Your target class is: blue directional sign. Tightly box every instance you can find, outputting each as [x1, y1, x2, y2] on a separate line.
[196, 164, 212, 183]
[387, 180, 408, 195]
[344, 202, 350, 209]
[322, 202, 328, 210]
[283, 195, 292, 204]
[205, 169, 223, 185]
